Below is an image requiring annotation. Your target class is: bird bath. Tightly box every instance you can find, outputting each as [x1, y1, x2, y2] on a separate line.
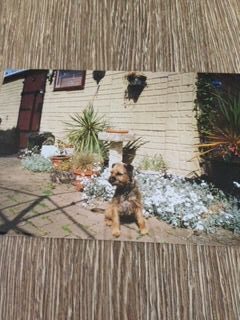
[98, 131, 136, 168]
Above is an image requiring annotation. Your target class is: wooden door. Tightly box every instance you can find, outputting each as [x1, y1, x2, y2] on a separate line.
[17, 71, 48, 148]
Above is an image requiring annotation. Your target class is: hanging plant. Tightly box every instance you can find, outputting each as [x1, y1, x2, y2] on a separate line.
[125, 71, 147, 87]
[93, 70, 106, 84]
[124, 72, 147, 102]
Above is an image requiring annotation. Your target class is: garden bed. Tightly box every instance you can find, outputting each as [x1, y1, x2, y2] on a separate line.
[82, 169, 240, 234]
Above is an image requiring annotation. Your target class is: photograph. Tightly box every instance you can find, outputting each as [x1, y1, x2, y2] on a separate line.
[0, 69, 239, 245]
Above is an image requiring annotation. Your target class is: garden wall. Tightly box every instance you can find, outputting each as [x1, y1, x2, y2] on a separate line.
[41, 71, 200, 176]
[0, 78, 23, 130]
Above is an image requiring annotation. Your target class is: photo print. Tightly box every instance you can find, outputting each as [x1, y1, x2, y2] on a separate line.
[0, 69, 239, 245]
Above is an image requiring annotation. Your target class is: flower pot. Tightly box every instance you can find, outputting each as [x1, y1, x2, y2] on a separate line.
[127, 75, 147, 87]
[204, 159, 240, 194]
[73, 180, 84, 192]
[73, 168, 93, 177]
[51, 155, 70, 168]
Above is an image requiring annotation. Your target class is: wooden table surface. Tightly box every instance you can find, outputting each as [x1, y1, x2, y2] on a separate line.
[0, 1, 240, 319]
[0, 237, 239, 320]
[0, 0, 240, 72]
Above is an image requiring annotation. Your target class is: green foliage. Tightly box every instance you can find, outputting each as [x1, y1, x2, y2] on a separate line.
[0, 127, 19, 155]
[65, 104, 108, 159]
[196, 81, 240, 160]
[22, 154, 53, 172]
[28, 132, 55, 150]
[194, 76, 219, 136]
[122, 137, 147, 164]
[72, 152, 102, 171]
[137, 154, 168, 172]
[55, 159, 73, 172]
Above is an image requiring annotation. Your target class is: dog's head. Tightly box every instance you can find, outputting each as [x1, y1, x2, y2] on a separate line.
[108, 163, 134, 187]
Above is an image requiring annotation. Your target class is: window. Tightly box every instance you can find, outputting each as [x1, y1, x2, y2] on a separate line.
[54, 70, 86, 91]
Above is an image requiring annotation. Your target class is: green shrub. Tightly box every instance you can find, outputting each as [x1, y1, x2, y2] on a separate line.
[22, 154, 53, 172]
[137, 154, 167, 172]
[195, 74, 240, 154]
[0, 127, 19, 155]
[72, 152, 103, 171]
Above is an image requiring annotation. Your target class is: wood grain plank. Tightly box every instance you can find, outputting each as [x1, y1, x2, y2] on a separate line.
[0, 0, 240, 72]
[0, 236, 239, 320]
[1, 1, 240, 319]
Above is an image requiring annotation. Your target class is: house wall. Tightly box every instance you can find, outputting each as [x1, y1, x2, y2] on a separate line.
[0, 78, 24, 130]
[41, 71, 200, 176]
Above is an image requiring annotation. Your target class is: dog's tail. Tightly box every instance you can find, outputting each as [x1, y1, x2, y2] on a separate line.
[91, 207, 105, 213]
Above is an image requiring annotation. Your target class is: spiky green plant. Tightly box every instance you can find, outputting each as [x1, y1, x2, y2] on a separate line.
[198, 94, 240, 161]
[122, 137, 147, 164]
[65, 104, 108, 158]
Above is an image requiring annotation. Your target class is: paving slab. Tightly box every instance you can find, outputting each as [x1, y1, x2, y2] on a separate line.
[0, 156, 240, 246]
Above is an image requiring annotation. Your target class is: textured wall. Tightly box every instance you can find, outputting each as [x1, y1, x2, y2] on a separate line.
[41, 71, 199, 175]
[0, 78, 23, 130]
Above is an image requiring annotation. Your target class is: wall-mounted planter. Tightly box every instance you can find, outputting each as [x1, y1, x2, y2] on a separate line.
[93, 70, 106, 84]
[125, 72, 147, 102]
[127, 74, 147, 87]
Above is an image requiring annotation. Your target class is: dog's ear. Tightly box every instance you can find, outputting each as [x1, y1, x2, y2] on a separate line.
[112, 163, 117, 168]
[124, 163, 134, 174]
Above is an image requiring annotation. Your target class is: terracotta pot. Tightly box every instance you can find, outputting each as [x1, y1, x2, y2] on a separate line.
[51, 155, 70, 168]
[73, 168, 94, 177]
[73, 180, 84, 192]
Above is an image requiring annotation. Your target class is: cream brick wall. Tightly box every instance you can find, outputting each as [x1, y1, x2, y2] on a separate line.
[0, 79, 23, 130]
[40, 71, 200, 176]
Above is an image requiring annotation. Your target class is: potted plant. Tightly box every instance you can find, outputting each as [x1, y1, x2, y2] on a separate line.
[92, 70, 106, 84]
[71, 152, 102, 191]
[197, 93, 240, 193]
[124, 72, 147, 102]
[125, 71, 147, 87]
[50, 139, 71, 168]
[65, 104, 108, 160]
[72, 152, 102, 177]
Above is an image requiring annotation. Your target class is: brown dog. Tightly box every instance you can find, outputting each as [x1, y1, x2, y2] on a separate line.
[105, 163, 148, 237]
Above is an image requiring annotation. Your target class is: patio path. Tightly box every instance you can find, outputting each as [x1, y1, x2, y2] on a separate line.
[0, 156, 240, 246]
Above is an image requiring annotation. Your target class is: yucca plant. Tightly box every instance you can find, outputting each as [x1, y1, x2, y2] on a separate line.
[198, 94, 240, 161]
[65, 104, 108, 159]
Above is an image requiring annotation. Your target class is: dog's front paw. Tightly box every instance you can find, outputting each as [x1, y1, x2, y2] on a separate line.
[112, 229, 120, 237]
[105, 219, 112, 226]
[140, 227, 148, 236]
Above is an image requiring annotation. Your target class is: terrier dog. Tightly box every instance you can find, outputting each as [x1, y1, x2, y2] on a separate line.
[105, 163, 148, 237]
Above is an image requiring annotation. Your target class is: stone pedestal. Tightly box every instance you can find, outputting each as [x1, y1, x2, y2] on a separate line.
[98, 131, 136, 168]
[108, 141, 123, 168]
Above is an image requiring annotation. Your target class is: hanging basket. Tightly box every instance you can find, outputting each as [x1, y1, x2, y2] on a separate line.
[128, 76, 147, 87]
